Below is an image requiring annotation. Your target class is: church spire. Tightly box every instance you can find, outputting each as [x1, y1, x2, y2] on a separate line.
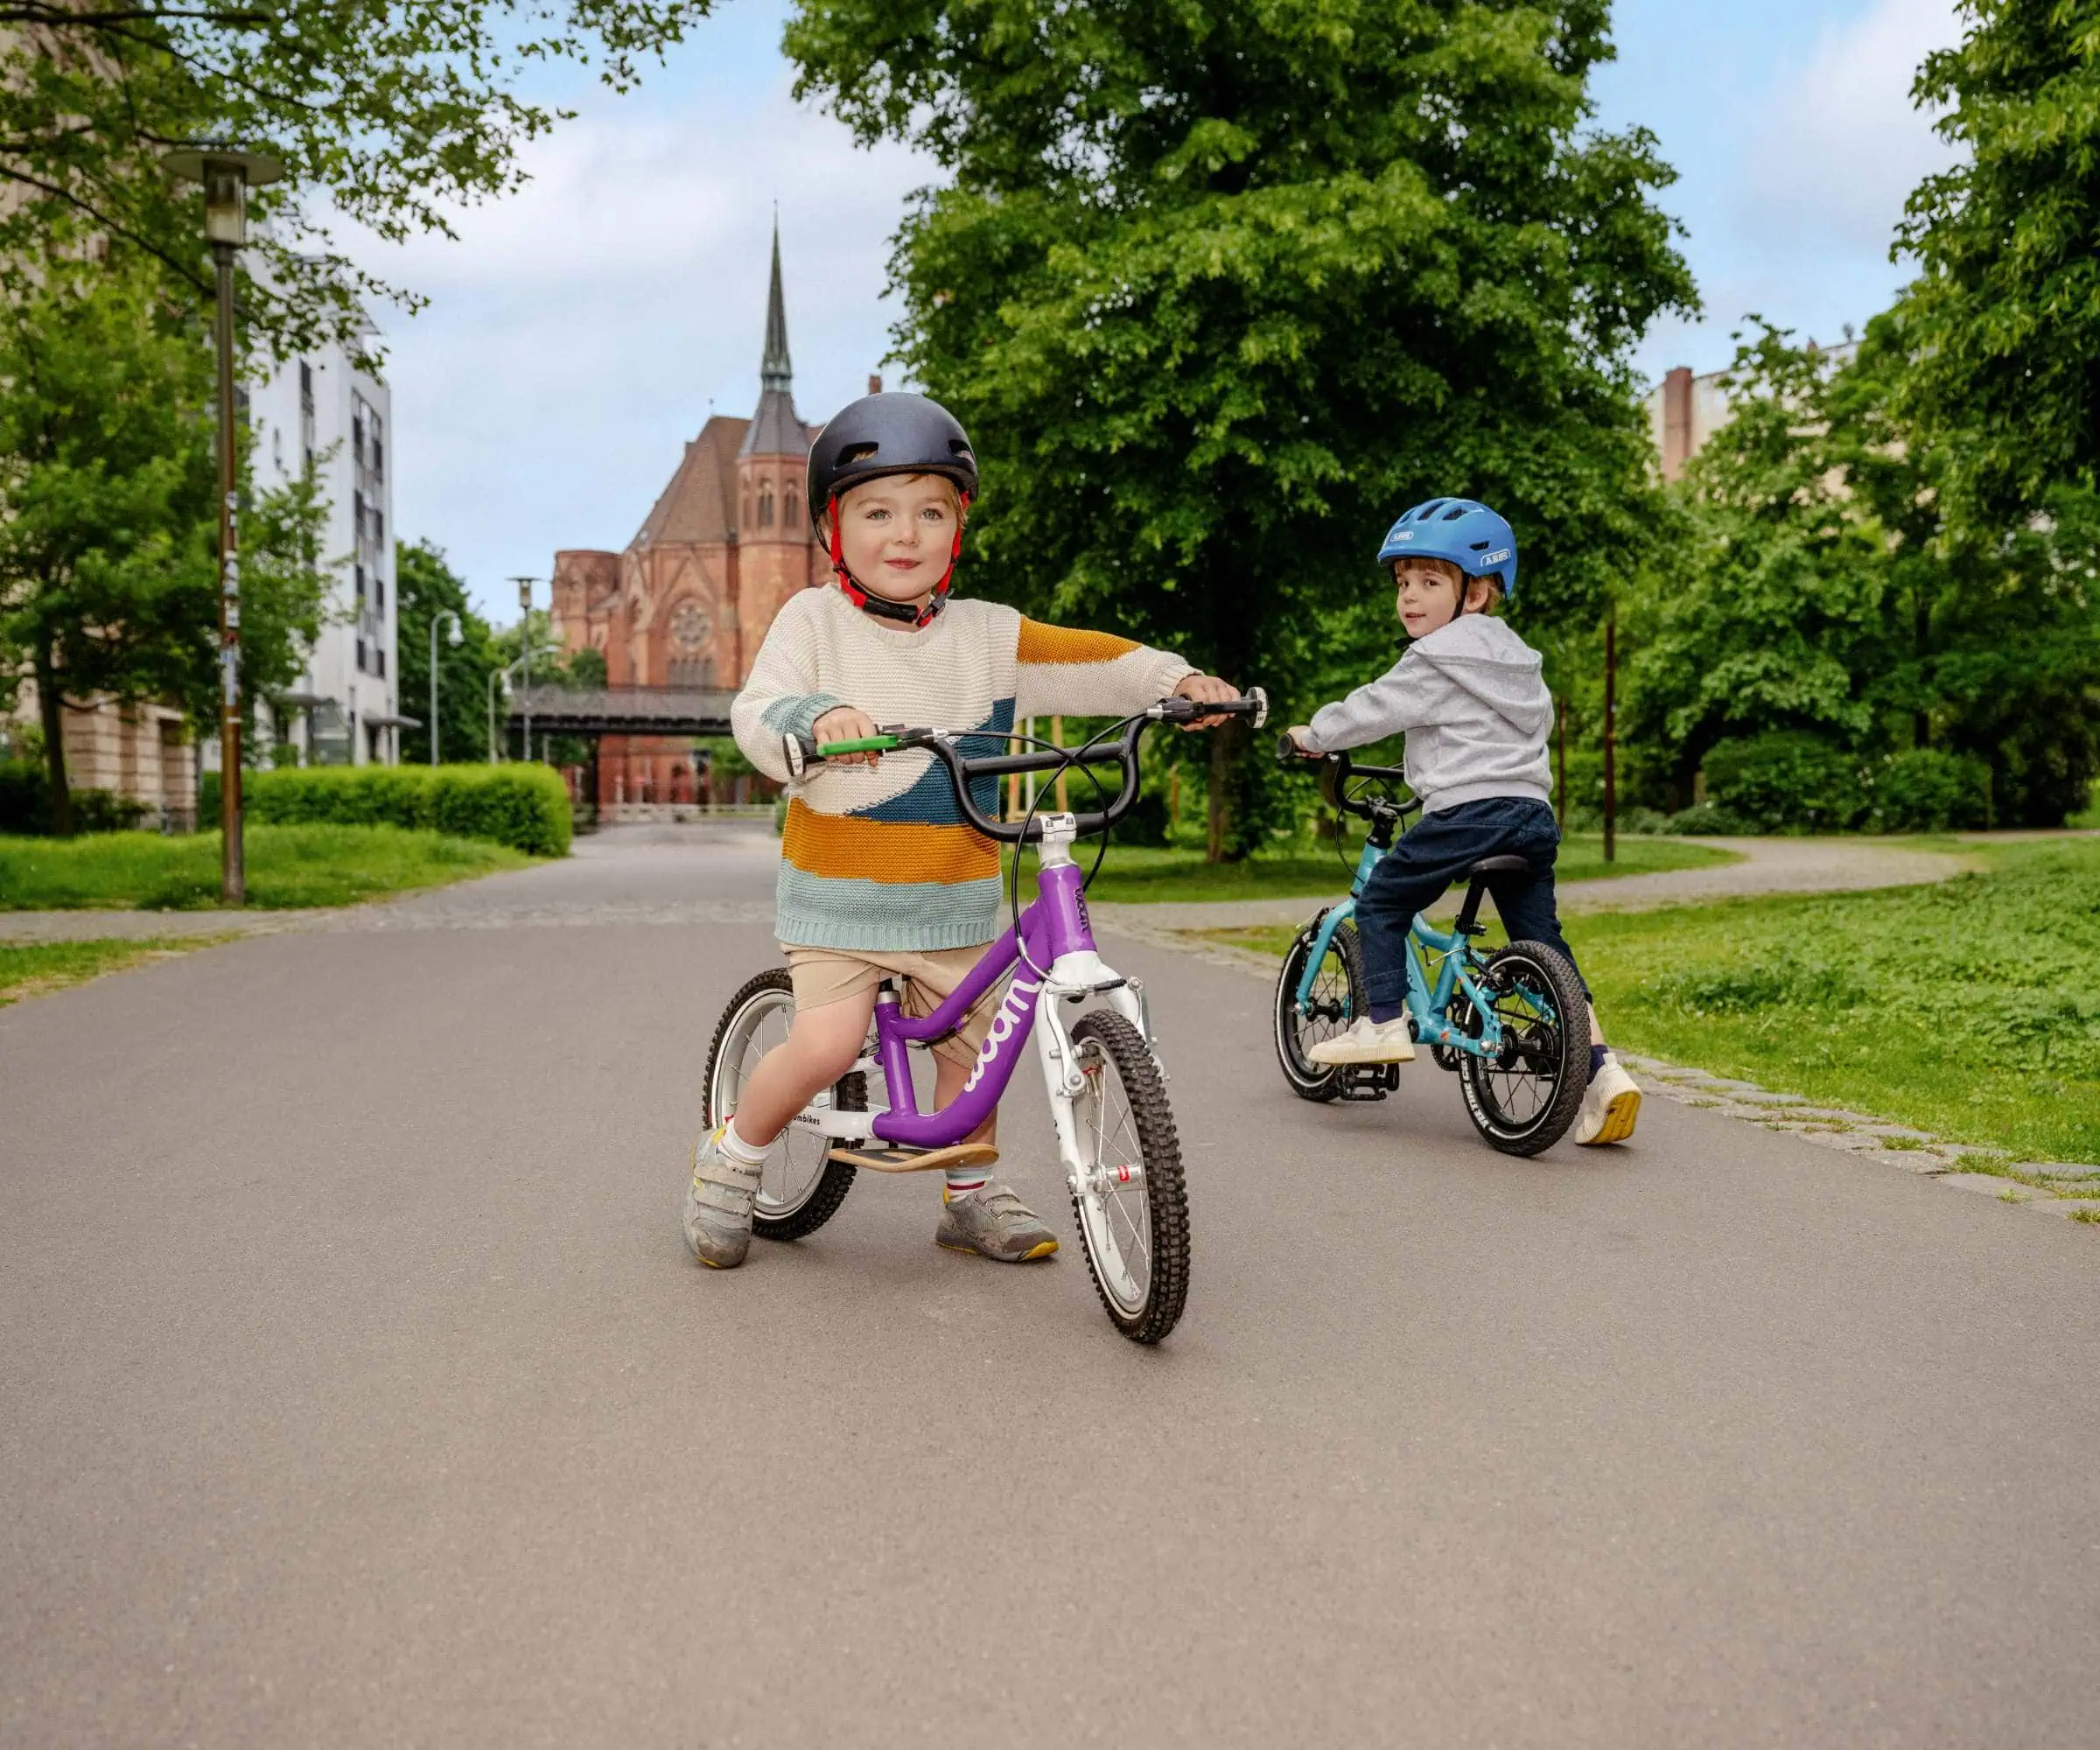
[760, 215, 791, 393]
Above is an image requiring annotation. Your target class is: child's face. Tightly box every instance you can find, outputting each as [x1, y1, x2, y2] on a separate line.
[1394, 560, 1474, 640]
[830, 474, 962, 606]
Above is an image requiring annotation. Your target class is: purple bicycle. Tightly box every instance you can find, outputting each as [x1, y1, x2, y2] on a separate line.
[700, 690, 1267, 1345]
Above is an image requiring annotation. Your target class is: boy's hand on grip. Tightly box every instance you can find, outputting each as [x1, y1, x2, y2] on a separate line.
[1172, 673, 1239, 731]
[812, 705, 882, 766]
[1279, 725, 1321, 760]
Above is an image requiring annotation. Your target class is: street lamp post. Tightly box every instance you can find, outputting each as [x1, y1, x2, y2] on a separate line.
[164, 142, 284, 905]
[486, 648, 556, 763]
[428, 611, 463, 765]
[510, 577, 539, 763]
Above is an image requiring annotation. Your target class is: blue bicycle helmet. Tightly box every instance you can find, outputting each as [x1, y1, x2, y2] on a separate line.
[1376, 498, 1519, 604]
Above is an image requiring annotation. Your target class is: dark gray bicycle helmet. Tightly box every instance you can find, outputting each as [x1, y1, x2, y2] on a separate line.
[807, 392, 978, 626]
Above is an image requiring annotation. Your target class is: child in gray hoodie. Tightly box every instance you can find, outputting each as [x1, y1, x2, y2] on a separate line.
[1284, 497, 1640, 1146]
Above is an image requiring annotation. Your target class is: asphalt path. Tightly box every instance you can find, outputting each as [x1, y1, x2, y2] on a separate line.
[3, 825, 2096, 1747]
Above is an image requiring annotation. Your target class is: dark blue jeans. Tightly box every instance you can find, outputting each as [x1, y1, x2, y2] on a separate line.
[1354, 797, 1588, 1018]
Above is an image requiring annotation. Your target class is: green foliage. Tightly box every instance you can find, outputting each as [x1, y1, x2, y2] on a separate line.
[1701, 732, 1872, 833]
[0, 822, 527, 910]
[1, 2, 718, 356]
[396, 540, 501, 766]
[200, 763, 570, 857]
[1869, 747, 1993, 833]
[0, 760, 152, 835]
[0, 250, 332, 833]
[1896, 1, 2100, 524]
[1625, 320, 2100, 827]
[789, 0, 1696, 857]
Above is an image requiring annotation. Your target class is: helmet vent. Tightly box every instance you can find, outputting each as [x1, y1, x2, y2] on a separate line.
[839, 442, 880, 465]
[1441, 504, 1469, 521]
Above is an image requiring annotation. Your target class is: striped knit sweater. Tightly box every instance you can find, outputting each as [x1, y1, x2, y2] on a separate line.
[733, 587, 1194, 950]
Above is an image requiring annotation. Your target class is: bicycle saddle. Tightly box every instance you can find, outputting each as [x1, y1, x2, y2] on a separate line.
[1466, 855, 1534, 877]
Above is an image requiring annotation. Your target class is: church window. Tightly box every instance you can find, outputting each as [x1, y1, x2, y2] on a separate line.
[759, 481, 775, 528]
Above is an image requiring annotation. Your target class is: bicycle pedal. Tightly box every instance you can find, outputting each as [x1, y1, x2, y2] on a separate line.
[1338, 1064, 1399, 1101]
[827, 1141, 999, 1175]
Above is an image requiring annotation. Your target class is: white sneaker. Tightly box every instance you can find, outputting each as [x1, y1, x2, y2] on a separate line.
[1307, 1016, 1418, 1067]
[1575, 1053, 1641, 1145]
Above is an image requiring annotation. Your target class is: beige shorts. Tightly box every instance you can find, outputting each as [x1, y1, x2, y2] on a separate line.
[783, 944, 999, 1071]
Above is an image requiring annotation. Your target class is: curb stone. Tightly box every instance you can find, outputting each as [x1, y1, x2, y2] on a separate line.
[1601, 1053, 2096, 1219]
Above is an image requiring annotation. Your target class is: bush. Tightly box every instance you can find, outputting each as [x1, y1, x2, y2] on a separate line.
[0, 760, 153, 835]
[201, 764, 570, 856]
[1662, 802, 1757, 836]
[1867, 748, 1992, 833]
[1701, 732, 1870, 832]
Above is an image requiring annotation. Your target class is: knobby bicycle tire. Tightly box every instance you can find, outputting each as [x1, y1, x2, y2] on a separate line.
[1273, 915, 1367, 1102]
[1068, 1011, 1191, 1345]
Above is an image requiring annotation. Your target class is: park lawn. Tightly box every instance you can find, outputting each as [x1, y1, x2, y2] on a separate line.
[0, 823, 531, 910]
[1012, 832, 1736, 904]
[0, 937, 227, 1006]
[1200, 836, 2100, 1166]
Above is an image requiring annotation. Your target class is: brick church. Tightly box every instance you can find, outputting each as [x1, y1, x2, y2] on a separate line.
[550, 226, 836, 807]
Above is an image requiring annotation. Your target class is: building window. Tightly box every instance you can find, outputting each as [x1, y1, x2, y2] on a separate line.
[374, 647, 386, 680]
[758, 481, 775, 528]
[356, 637, 368, 673]
[354, 562, 366, 605]
[374, 574, 384, 616]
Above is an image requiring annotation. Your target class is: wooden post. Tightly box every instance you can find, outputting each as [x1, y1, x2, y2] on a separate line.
[1603, 603, 1618, 864]
[1053, 715, 1068, 812]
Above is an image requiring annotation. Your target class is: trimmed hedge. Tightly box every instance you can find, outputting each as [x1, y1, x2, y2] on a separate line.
[0, 760, 154, 836]
[200, 764, 570, 857]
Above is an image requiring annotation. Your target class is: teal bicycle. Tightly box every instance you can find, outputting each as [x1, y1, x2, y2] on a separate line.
[1271, 741, 1589, 1156]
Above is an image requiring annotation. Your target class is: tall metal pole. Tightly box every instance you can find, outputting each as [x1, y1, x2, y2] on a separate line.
[428, 610, 459, 766]
[213, 239, 244, 903]
[1603, 602, 1618, 864]
[512, 578, 536, 764]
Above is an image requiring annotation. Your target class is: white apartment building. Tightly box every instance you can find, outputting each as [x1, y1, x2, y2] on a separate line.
[244, 318, 407, 766]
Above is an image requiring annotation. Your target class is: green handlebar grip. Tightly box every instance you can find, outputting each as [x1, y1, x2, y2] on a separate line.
[816, 735, 900, 756]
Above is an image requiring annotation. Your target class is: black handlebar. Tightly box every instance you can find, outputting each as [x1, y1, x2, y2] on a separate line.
[1276, 735, 1418, 824]
[787, 690, 1269, 844]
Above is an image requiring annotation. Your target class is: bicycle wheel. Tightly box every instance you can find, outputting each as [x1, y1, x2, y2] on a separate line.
[1068, 1011, 1190, 1345]
[702, 969, 861, 1241]
[1273, 914, 1367, 1101]
[1455, 941, 1589, 1157]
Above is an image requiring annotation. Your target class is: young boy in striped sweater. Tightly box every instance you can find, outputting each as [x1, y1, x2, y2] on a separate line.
[685, 392, 1238, 1270]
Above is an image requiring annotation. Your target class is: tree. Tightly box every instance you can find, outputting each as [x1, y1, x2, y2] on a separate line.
[0, 1, 716, 354]
[1623, 318, 2100, 826]
[395, 538, 500, 766]
[0, 251, 332, 830]
[788, 0, 1696, 856]
[1897, 1, 2100, 523]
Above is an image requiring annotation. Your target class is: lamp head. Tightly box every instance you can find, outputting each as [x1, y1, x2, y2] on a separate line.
[162, 144, 284, 248]
[446, 615, 465, 648]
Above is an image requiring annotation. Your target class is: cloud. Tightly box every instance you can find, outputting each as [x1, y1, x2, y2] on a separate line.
[1740, 0, 1964, 253]
[337, 69, 936, 616]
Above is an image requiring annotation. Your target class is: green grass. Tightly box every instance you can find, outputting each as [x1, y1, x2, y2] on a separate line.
[1202, 837, 2100, 1166]
[0, 823, 532, 910]
[1009, 832, 1736, 905]
[0, 936, 225, 1006]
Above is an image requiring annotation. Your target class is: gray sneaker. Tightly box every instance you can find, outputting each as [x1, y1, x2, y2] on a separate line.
[684, 1126, 763, 1269]
[935, 1181, 1059, 1263]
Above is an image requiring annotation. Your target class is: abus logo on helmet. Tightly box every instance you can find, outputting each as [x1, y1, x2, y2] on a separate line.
[1481, 548, 1511, 566]
[1389, 528, 1414, 542]
[962, 976, 1040, 1095]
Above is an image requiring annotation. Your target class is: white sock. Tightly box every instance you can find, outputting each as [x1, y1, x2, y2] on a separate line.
[944, 1166, 989, 1202]
[719, 1120, 769, 1166]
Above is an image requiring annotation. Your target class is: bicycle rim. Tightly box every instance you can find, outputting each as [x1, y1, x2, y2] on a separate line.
[1273, 920, 1362, 1100]
[1457, 946, 1583, 1153]
[707, 981, 838, 1222]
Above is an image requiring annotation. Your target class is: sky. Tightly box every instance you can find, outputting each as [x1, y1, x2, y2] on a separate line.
[345, 0, 1967, 619]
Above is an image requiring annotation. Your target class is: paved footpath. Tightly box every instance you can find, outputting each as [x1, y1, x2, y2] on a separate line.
[3, 825, 2096, 1747]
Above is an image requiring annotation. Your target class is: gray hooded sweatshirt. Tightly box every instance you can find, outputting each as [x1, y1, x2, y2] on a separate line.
[1305, 614, 1554, 815]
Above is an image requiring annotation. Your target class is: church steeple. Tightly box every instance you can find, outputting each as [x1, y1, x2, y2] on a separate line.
[760, 216, 792, 394]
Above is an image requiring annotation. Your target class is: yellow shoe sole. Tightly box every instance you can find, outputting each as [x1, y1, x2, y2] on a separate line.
[1578, 1088, 1641, 1146]
[937, 1236, 1059, 1262]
